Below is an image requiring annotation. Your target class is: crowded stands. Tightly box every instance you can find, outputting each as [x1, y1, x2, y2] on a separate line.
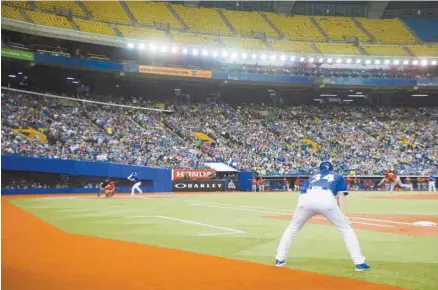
[2, 90, 437, 176]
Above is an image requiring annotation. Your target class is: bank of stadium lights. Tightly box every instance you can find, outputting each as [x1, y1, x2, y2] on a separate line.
[365, 59, 372, 65]
[374, 60, 381, 65]
[300, 57, 305, 62]
[336, 58, 342, 63]
[171, 46, 178, 53]
[356, 59, 362, 64]
[231, 51, 238, 58]
[327, 58, 333, 63]
[420, 59, 428, 66]
[161, 45, 167, 53]
[252, 53, 257, 60]
[319, 57, 324, 63]
[127, 43, 134, 49]
[393, 59, 400, 65]
[308, 57, 314, 63]
[412, 60, 418, 65]
[270, 54, 276, 61]
[241, 52, 247, 59]
[213, 51, 219, 57]
[192, 49, 198, 56]
[403, 60, 409, 65]
[346, 58, 352, 64]
[432, 60, 438, 65]
[290, 56, 296, 62]
[222, 50, 228, 57]
[149, 44, 157, 52]
[280, 55, 286, 61]
[261, 54, 267, 60]
[202, 49, 208, 56]
[138, 43, 145, 50]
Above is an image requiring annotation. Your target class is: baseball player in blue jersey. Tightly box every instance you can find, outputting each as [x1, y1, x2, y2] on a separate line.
[127, 172, 142, 197]
[275, 161, 370, 271]
[429, 174, 436, 192]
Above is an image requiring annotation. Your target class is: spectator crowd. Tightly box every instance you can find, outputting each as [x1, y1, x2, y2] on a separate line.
[2, 90, 437, 176]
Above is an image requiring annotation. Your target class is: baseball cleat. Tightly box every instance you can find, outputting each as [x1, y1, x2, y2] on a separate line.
[275, 259, 286, 267]
[355, 263, 371, 272]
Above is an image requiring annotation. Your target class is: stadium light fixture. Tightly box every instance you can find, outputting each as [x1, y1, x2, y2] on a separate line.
[8, 75, 16, 78]
[18, 72, 23, 75]
[231, 51, 238, 58]
[320, 94, 337, 97]
[308, 57, 314, 63]
[72, 81, 79, 84]
[393, 59, 400, 65]
[149, 44, 157, 52]
[252, 53, 257, 60]
[348, 94, 365, 97]
[182, 48, 188, 54]
[270, 54, 276, 60]
[327, 58, 333, 63]
[319, 57, 324, 63]
[365, 59, 371, 65]
[222, 50, 229, 57]
[161, 45, 167, 53]
[213, 51, 219, 57]
[261, 54, 267, 60]
[202, 49, 209, 56]
[280, 55, 286, 61]
[127, 43, 134, 49]
[192, 49, 199, 56]
[374, 60, 381, 65]
[300, 57, 305, 62]
[171, 46, 179, 53]
[241, 52, 247, 59]
[343, 99, 353, 102]
[336, 58, 342, 63]
[432, 60, 438, 65]
[138, 43, 145, 50]
[412, 60, 418, 65]
[66, 77, 74, 80]
[384, 59, 390, 64]
[290, 56, 296, 62]
[313, 99, 322, 101]
[412, 94, 428, 97]
[421, 59, 428, 66]
[356, 59, 362, 64]
[403, 60, 409, 65]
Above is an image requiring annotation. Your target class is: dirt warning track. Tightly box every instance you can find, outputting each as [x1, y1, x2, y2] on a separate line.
[1, 198, 402, 290]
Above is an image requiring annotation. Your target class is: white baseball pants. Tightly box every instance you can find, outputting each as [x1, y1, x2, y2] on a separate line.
[252, 185, 257, 192]
[276, 189, 365, 265]
[131, 182, 142, 195]
[389, 178, 413, 194]
[429, 182, 436, 192]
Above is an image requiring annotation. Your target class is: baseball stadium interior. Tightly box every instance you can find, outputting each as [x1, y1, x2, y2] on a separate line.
[1, 1, 438, 289]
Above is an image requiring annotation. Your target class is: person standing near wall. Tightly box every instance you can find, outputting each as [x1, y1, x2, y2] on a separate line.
[429, 174, 436, 192]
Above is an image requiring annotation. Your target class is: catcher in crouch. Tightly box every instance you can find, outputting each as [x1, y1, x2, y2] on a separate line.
[104, 180, 116, 198]
[378, 170, 413, 196]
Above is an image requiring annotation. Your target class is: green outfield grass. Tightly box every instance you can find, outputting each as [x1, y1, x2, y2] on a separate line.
[10, 191, 438, 290]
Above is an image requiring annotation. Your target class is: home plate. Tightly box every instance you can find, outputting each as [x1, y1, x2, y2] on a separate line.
[413, 221, 437, 227]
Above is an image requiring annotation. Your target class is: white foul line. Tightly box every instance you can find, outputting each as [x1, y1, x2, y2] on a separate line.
[125, 215, 245, 236]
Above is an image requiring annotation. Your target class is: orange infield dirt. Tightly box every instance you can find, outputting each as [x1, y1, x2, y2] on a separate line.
[1, 198, 401, 290]
[267, 214, 438, 236]
[372, 193, 438, 200]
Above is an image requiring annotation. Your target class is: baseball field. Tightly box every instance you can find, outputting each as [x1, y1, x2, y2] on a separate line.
[2, 191, 438, 290]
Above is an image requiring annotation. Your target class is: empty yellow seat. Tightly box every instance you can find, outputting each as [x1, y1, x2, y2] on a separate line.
[126, 1, 182, 29]
[1, 5, 25, 21]
[36, 1, 86, 17]
[315, 43, 361, 55]
[172, 5, 231, 36]
[74, 18, 115, 36]
[118, 26, 167, 41]
[265, 13, 324, 41]
[357, 18, 417, 44]
[172, 32, 218, 46]
[270, 41, 315, 53]
[314, 16, 369, 41]
[83, 1, 130, 25]
[26, 10, 72, 30]
[3, 1, 29, 9]
[361, 44, 408, 56]
[221, 36, 266, 50]
[408, 45, 438, 57]
[222, 9, 278, 38]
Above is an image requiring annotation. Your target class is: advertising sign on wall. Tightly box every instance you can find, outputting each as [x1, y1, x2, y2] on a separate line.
[139, 65, 212, 79]
[172, 169, 216, 180]
[172, 180, 225, 192]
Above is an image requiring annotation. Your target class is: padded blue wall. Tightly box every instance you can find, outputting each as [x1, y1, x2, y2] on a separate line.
[1, 155, 172, 194]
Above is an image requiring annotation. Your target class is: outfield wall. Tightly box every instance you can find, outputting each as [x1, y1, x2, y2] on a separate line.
[1, 155, 172, 194]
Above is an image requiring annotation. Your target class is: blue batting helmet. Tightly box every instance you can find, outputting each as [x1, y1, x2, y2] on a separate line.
[319, 161, 333, 172]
